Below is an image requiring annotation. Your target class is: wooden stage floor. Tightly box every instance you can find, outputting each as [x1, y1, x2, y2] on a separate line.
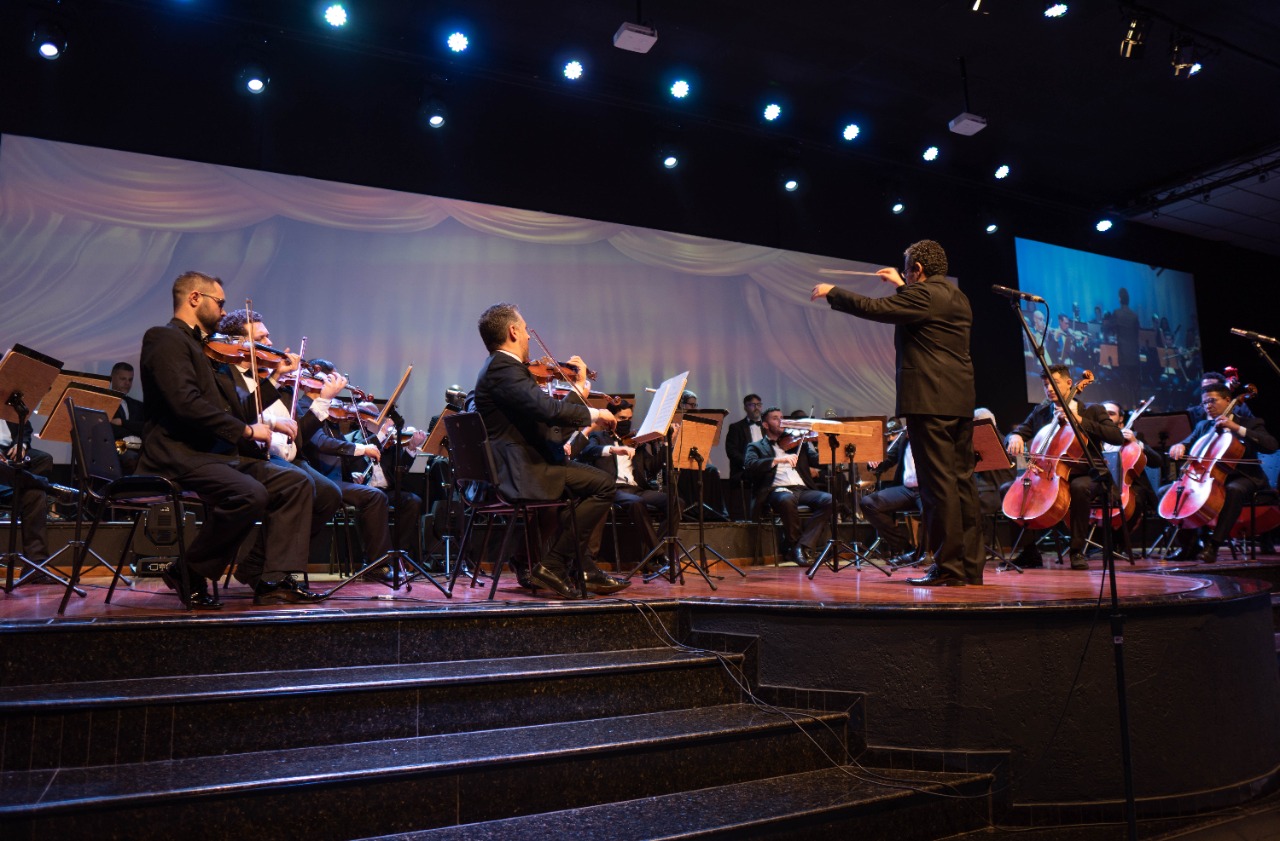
[2, 552, 1272, 623]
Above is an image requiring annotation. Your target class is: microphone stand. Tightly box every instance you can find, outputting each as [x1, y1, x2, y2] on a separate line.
[1007, 295, 1138, 841]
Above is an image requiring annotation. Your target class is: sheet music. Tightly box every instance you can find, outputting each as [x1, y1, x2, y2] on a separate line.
[633, 371, 688, 446]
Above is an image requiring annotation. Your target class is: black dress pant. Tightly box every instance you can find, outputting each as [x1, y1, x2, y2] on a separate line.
[905, 414, 982, 579]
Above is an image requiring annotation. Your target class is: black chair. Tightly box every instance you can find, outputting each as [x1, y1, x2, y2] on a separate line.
[59, 403, 203, 614]
[442, 412, 581, 599]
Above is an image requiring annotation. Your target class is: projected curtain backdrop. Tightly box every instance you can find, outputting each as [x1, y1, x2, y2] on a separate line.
[0, 134, 897, 466]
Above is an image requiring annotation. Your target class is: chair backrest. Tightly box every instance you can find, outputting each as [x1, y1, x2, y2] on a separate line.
[67, 403, 125, 493]
[1261, 450, 1280, 489]
[441, 412, 498, 487]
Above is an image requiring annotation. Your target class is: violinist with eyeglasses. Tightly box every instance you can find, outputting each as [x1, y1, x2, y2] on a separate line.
[138, 271, 317, 610]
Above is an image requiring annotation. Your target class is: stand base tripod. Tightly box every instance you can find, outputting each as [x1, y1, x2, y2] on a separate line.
[325, 548, 449, 598]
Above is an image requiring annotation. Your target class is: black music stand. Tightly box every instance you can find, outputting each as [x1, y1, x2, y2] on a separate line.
[971, 418, 1018, 571]
[678, 408, 729, 522]
[1, 344, 64, 593]
[805, 418, 890, 578]
[418, 404, 459, 576]
[672, 410, 743, 579]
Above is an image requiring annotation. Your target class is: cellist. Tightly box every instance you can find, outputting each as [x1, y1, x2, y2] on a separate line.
[1164, 383, 1277, 562]
[1099, 400, 1165, 521]
[1004, 364, 1124, 570]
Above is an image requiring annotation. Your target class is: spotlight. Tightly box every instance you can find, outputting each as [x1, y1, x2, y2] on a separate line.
[323, 4, 347, 27]
[841, 123, 861, 141]
[994, 164, 1010, 179]
[563, 60, 584, 80]
[1120, 16, 1150, 60]
[239, 65, 269, 94]
[1043, 3, 1067, 18]
[662, 154, 679, 169]
[763, 103, 782, 122]
[891, 201, 906, 215]
[1171, 38, 1203, 77]
[985, 223, 999, 234]
[783, 178, 799, 192]
[1095, 219, 1113, 232]
[447, 31, 469, 53]
[922, 146, 939, 162]
[32, 23, 66, 60]
[670, 79, 690, 99]
[424, 101, 447, 128]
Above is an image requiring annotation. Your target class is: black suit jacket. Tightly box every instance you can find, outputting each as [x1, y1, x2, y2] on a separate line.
[725, 416, 760, 480]
[138, 318, 276, 475]
[111, 395, 146, 438]
[742, 435, 820, 512]
[580, 429, 658, 488]
[1010, 400, 1125, 472]
[474, 351, 594, 501]
[826, 276, 975, 418]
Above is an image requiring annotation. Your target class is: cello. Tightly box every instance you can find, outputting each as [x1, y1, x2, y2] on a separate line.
[1157, 383, 1257, 529]
[1001, 369, 1095, 528]
[1091, 395, 1156, 529]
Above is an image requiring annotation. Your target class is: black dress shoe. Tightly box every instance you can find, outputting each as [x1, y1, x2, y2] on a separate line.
[161, 562, 222, 610]
[582, 569, 631, 595]
[253, 574, 326, 605]
[1197, 542, 1220, 563]
[888, 550, 921, 568]
[1166, 543, 1201, 561]
[527, 563, 583, 599]
[509, 558, 537, 591]
[906, 566, 966, 586]
[19, 566, 60, 585]
[785, 546, 806, 566]
[1014, 546, 1043, 568]
[1070, 552, 1089, 570]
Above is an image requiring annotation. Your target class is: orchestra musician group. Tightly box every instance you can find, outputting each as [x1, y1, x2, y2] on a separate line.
[6, 247, 1275, 607]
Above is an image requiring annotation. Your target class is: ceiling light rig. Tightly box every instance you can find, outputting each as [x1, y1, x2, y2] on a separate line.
[1044, 4, 1068, 19]
[323, 4, 348, 28]
[563, 60, 584, 80]
[1119, 16, 1150, 59]
[1170, 36, 1204, 77]
[31, 23, 67, 60]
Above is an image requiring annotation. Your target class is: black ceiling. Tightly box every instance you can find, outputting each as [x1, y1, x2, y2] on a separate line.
[3, 0, 1280, 251]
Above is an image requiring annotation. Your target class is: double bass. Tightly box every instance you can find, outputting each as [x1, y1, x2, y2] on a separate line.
[1157, 383, 1257, 529]
[1091, 395, 1156, 529]
[1001, 370, 1095, 528]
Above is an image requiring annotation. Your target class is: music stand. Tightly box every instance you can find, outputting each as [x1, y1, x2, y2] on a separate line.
[673, 410, 743, 579]
[803, 418, 890, 578]
[676, 408, 729, 522]
[972, 418, 1018, 571]
[1, 344, 63, 593]
[419, 404, 458, 575]
[1098, 344, 1118, 368]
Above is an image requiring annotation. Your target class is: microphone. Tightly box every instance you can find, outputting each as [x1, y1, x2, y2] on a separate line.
[991, 284, 1045, 304]
[1231, 328, 1279, 345]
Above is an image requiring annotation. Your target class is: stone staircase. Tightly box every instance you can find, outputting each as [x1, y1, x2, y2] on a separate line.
[0, 603, 992, 840]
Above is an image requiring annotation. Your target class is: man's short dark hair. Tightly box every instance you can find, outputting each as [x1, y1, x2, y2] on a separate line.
[110, 361, 134, 375]
[905, 240, 947, 277]
[1042, 364, 1072, 381]
[680, 390, 697, 403]
[763, 407, 782, 420]
[310, 358, 336, 374]
[743, 393, 762, 406]
[171, 270, 221, 310]
[479, 303, 520, 352]
[612, 399, 634, 412]
[1203, 384, 1231, 400]
[1201, 371, 1227, 385]
[217, 308, 263, 337]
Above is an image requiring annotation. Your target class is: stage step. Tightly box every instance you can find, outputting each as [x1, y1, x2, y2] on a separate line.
[0, 648, 740, 770]
[359, 766, 993, 841]
[0, 704, 849, 841]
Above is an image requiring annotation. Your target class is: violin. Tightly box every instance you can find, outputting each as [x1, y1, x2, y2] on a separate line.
[326, 399, 379, 421]
[1001, 369, 1096, 528]
[1091, 395, 1155, 529]
[527, 356, 598, 384]
[202, 333, 290, 375]
[777, 428, 819, 451]
[1158, 382, 1258, 529]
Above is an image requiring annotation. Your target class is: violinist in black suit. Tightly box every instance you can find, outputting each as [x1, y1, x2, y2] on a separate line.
[1165, 383, 1277, 562]
[109, 362, 146, 474]
[862, 426, 920, 566]
[578, 400, 667, 567]
[1005, 365, 1124, 570]
[725, 394, 764, 481]
[138, 271, 316, 609]
[472, 303, 627, 599]
[811, 239, 982, 586]
[345, 402, 427, 570]
[743, 407, 832, 565]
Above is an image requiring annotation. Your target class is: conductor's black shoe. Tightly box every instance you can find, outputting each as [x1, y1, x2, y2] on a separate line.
[1015, 546, 1043, 568]
[1196, 542, 1220, 563]
[1070, 552, 1089, 570]
[528, 563, 582, 599]
[253, 574, 326, 605]
[888, 551, 921, 568]
[161, 562, 222, 610]
[785, 546, 806, 566]
[582, 569, 631, 595]
[906, 565, 966, 587]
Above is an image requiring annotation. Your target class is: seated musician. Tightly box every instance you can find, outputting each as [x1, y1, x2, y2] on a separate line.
[724, 393, 764, 482]
[862, 424, 919, 566]
[743, 407, 833, 565]
[109, 361, 146, 475]
[342, 401, 429, 572]
[0, 459, 77, 584]
[577, 400, 668, 570]
[1099, 400, 1166, 519]
[1004, 364, 1124, 570]
[1165, 383, 1277, 562]
[472, 302, 627, 599]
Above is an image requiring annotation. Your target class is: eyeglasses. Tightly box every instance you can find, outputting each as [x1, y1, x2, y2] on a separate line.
[196, 291, 226, 309]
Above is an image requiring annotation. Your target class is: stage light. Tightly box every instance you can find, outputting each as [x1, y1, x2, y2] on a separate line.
[1120, 16, 1149, 59]
[891, 201, 906, 215]
[662, 153, 680, 169]
[424, 101, 447, 128]
[239, 64, 269, 94]
[985, 223, 999, 234]
[842, 123, 861, 141]
[670, 79, 690, 99]
[1095, 219, 1113, 232]
[922, 146, 939, 162]
[447, 31, 469, 53]
[1044, 3, 1068, 18]
[994, 164, 1010, 179]
[783, 178, 799, 192]
[564, 60, 583, 80]
[323, 4, 347, 27]
[32, 24, 66, 60]
[763, 103, 782, 121]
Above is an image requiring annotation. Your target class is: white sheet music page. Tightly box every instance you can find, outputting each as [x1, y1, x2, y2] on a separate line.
[633, 371, 688, 446]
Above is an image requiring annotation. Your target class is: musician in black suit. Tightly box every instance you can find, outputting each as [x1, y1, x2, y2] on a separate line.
[1005, 365, 1125, 570]
[472, 303, 626, 599]
[743, 407, 832, 565]
[578, 401, 667, 567]
[345, 403, 427, 570]
[862, 429, 920, 565]
[811, 240, 982, 586]
[1165, 383, 1277, 562]
[138, 271, 317, 609]
[725, 394, 764, 481]
[108, 362, 146, 474]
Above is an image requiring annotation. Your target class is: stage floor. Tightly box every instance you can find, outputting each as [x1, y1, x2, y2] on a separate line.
[1, 552, 1272, 624]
